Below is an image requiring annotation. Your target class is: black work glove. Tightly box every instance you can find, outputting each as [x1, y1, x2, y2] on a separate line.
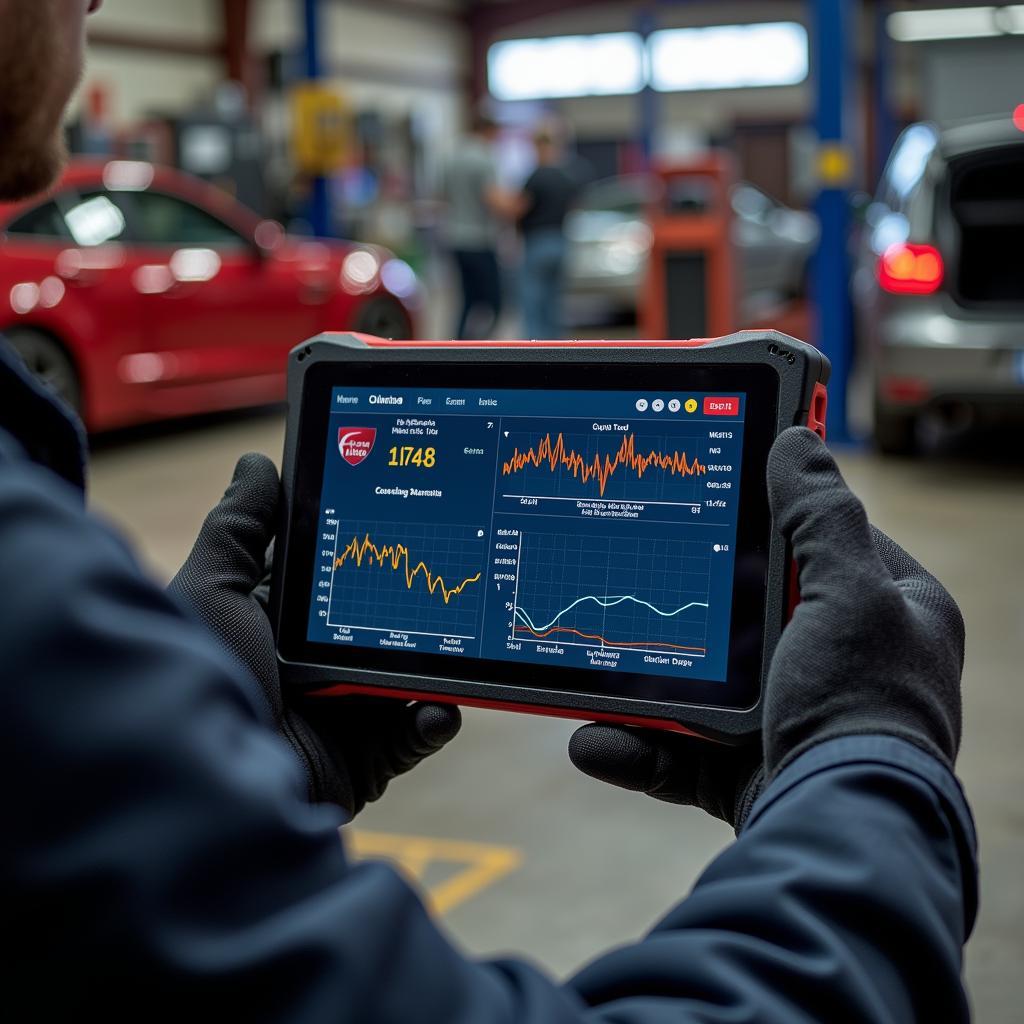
[570, 427, 964, 829]
[169, 453, 461, 818]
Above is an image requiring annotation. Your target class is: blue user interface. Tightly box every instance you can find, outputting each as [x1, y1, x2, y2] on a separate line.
[307, 386, 746, 683]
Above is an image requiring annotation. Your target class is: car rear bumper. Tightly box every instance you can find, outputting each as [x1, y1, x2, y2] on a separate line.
[872, 302, 1024, 415]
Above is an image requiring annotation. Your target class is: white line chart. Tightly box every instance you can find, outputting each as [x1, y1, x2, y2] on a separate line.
[510, 531, 713, 658]
[515, 595, 710, 635]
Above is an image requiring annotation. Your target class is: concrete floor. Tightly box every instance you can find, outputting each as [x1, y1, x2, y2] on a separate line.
[88, 408, 1024, 1022]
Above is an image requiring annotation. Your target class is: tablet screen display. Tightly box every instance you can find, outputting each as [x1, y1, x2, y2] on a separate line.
[305, 385, 746, 684]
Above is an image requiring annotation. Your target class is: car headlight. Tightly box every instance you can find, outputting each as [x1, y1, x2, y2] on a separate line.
[341, 250, 380, 293]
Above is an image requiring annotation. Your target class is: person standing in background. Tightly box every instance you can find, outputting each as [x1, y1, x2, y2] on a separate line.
[516, 126, 581, 340]
[442, 115, 505, 339]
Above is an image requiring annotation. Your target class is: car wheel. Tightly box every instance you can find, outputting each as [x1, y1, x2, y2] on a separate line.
[5, 328, 81, 413]
[873, 404, 918, 456]
[354, 297, 413, 340]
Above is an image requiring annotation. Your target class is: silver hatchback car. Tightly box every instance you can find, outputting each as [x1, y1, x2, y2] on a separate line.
[853, 119, 1024, 454]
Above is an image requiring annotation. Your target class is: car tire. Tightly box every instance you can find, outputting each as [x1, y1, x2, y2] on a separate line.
[354, 297, 413, 340]
[873, 404, 918, 456]
[5, 328, 81, 414]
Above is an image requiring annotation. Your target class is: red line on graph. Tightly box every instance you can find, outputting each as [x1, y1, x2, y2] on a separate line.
[515, 624, 706, 654]
[501, 432, 706, 497]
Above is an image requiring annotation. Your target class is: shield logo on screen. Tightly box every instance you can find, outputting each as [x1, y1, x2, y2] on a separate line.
[338, 427, 377, 466]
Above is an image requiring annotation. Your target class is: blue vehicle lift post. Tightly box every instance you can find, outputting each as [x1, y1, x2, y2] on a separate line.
[810, 0, 857, 442]
[303, 0, 331, 238]
[636, 7, 659, 169]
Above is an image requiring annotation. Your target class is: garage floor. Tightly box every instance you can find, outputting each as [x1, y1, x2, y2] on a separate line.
[88, 408, 1023, 1023]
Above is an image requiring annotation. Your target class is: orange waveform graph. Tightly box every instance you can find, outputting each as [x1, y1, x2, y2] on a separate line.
[501, 432, 706, 497]
[335, 533, 481, 604]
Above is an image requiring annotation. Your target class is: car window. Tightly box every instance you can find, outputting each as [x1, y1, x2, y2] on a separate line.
[5, 201, 74, 241]
[878, 123, 938, 212]
[578, 177, 656, 216]
[731, 184, 775, 223]
[127, 191, 248, 249]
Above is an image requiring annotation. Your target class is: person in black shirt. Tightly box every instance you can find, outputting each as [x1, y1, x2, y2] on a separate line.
[516, 127, 580, 339]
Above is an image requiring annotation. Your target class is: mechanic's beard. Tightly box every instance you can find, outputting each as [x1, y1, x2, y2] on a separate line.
[0, 2, 74, 201]
[0, 124, 68, 201]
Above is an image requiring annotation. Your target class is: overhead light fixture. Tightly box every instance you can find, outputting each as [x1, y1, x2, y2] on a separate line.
[649, 22, 808, 92]
[887, 5, 1024, 42]
[488, 32, 645, 101]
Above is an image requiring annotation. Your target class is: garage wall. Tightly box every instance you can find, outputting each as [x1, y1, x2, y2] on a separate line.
[919, 37, 1024, 124]
[75, 0, 222, 125]
[72, 0, 470, 134]
[255, 0, 468, 119]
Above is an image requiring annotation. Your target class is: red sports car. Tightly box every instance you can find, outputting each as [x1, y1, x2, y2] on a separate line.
[0, 160, 419, 431]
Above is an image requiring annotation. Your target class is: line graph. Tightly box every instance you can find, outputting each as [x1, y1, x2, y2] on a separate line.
[514, 624, 706, 654]
[327, 521, 485, 638]
[510, 532, 712, 658]
[335, 533, 481, 604]
[516, 595, 709, 634]
[500, 430, 706, 503]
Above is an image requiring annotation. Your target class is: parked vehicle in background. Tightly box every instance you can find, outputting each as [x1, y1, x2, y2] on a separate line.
[564, 175, 818, 325]
[853, 119, 1024, 454]
[0, 161, 418, 431]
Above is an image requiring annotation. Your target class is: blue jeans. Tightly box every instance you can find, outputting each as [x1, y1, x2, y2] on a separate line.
[453, 249, 501, 340]
[520, 229, 566, 341]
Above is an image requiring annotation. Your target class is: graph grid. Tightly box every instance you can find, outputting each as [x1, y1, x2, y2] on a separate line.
[512, 532, 712, 656]
[328, 520, 485, 639]
[500, 429, 707, 505]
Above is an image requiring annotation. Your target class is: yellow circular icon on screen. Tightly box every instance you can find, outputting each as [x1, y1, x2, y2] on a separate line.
[684, 398, 698, 414]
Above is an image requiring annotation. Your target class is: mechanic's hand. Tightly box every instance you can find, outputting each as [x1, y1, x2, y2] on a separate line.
[761, 426, 962, 778]
[168, 454, 461, 818]
[568, 725, 764, 830]
[570, 427, 964, 828]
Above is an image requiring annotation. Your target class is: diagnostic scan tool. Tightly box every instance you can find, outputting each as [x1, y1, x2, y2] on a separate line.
[270, 333, 829, 743]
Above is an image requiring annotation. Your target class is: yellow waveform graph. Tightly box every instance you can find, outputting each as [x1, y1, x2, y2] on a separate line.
[502, 432, 706, 497]
[335, 532, 482, 604]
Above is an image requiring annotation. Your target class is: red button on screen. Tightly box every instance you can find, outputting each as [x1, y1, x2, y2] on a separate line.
[702, 396, 740, 416]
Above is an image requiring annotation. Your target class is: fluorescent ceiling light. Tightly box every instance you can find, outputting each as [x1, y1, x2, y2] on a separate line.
[887, 5, 1024, 42]
[488, 33, 644, 101]
[1000, 4, 1024, 30]
[649, 22, 809, 93]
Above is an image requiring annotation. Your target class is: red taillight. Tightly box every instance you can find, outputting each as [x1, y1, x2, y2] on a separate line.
[880, 377, 930, 404]
[878, 243, 944, 295]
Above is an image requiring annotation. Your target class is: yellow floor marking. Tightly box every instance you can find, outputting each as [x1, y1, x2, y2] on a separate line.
[348, 830, 523, 915]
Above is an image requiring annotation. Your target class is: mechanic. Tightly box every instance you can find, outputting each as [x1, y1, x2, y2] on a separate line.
[442, 112, 506, 340]
[2, 3, 976, 1020]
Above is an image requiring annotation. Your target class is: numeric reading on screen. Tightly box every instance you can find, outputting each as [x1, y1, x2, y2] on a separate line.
[306, 387, 746, 682]
[388, 446, 437, 468]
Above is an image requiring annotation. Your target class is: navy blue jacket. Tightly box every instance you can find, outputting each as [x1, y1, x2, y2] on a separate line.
[1, 344, 977, 1020]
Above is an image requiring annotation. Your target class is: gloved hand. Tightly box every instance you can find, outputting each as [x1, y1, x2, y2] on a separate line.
[169, 453, 461, 818]
[570, 427, 964, 829]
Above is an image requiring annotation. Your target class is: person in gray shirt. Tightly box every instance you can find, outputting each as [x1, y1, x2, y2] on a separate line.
[442, 115, 505, 339]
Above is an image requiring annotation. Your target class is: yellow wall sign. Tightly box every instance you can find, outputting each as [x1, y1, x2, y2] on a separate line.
[291, 82, 350, 176]
[816, 142, 854, 188]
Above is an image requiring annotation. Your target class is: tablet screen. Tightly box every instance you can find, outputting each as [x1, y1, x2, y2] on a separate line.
[304, 384, 746, 684]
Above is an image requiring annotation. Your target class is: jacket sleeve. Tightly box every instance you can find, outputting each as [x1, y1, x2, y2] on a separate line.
[0, 453, 976, 1022]
[569, 736, 978, 1023]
